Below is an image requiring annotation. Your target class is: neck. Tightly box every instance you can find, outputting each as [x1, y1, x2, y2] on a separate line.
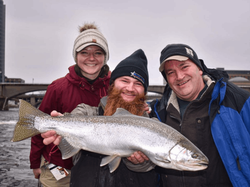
[80, 70, 100, 80]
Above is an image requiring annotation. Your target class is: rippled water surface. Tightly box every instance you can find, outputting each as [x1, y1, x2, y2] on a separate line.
[0, 108, 38, 187]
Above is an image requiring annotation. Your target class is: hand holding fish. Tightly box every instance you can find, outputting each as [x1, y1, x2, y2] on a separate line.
[127, 151, 149, 164]
[41, 130, 61, 145]
[41, 110, 63, 145]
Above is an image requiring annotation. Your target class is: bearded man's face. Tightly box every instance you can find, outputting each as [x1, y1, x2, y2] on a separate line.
[104, 77, 146, 116]
[112, 76, 145, 102]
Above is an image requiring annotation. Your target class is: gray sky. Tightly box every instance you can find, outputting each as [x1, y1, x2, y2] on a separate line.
[4, 0, 250, 84]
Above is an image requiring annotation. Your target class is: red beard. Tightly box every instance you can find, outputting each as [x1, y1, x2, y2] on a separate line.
[104, 85, 146, 116]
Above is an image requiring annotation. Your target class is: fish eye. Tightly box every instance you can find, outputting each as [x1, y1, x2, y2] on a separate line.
[192, 153, 198, 158]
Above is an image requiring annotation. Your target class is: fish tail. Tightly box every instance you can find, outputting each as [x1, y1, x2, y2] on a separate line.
[11, 99, 48, 142]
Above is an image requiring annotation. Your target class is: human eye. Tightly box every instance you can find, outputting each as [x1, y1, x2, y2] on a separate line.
[182, 65, 189, 70]
[166, 71, 173, 76]
[81, 51, 89, 56]
[135, 81, 143, 86]
[94, 51, 104, 57]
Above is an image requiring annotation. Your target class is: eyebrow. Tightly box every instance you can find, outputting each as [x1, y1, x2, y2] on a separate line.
[165, 61, 188, 72]
[179, 61, 188, 67]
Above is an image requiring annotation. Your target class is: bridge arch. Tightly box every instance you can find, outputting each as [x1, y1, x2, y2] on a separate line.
[0, 83, 48, 110]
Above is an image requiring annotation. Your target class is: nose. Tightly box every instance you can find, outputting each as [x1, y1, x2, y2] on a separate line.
[126, 83, 135, 91]
[88, 53, 95, 60]
[176, 70, 185, 80]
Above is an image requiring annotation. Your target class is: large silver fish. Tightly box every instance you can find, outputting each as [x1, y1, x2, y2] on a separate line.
[12, 99, 208, 173]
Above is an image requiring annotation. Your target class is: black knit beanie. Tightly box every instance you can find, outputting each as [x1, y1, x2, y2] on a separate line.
[110, 49, 149, 92]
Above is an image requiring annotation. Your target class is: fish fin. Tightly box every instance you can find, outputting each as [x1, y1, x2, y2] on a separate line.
[100, 155, 121, 173]
[113, 108, 133, 116]
[58, 138, 80, 159]
[11, 99, 47, 142]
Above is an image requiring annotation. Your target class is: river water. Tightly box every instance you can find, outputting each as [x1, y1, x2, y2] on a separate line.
[0, 108, 38, 187]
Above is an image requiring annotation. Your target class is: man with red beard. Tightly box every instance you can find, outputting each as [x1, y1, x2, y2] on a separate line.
[41, 49, 158, 187]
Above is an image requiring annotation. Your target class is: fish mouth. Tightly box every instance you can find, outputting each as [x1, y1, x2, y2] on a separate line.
[197, 161, 209, 168]
[187, 160, 209, 170]
[175, 162, 208, 171]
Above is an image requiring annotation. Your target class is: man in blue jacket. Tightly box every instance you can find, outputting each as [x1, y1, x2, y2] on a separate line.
[149, 43, 250, 187]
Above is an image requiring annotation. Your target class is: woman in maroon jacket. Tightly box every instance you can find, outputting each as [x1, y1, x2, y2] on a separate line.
[30, 23, 111, 187]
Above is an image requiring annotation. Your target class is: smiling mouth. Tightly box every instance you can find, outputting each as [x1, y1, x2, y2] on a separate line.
[123, 92, 135, 97]
[86, 64, 96, 67]
[178, 80, 189, 86]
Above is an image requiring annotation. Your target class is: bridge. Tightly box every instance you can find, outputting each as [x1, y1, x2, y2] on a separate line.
[1, 82, 250, 110]
[0, 83, 48, 110]
[0, 83, 166, 110]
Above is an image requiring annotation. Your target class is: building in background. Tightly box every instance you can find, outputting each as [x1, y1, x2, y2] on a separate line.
[0, 0, 5, 83]
[4, 76, 25, 83]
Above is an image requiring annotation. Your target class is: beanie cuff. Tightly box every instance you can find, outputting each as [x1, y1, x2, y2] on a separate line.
[111, 67, 148, 92]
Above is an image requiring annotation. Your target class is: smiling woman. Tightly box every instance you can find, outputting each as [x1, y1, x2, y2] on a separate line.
[29, 23, 111, 187]
[76, 45, 105, 80]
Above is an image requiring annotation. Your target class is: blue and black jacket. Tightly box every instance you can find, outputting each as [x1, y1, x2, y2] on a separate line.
[150, 64, 250, 186]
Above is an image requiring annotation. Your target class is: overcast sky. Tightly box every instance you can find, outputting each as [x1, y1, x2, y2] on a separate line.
[3, 0, 250, 84]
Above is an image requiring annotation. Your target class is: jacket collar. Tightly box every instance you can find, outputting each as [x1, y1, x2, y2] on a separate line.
[166, 75, 215, 112]
[66, 65, 111, 88]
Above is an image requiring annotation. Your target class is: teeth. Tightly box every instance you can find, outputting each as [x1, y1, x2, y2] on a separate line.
[124, 93, 134, 96]
[178, 81, 188, 86]
[86, 64, 96, 67]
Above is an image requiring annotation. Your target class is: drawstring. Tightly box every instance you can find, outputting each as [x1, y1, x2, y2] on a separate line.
[48, 145, 59, 163]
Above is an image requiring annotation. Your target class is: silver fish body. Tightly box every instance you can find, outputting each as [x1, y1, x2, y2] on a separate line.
[12, 100, 209, 173]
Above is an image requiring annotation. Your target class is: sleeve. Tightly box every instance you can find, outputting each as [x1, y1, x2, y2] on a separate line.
[29, 83, 60, 169]
[122, 158, 156, 172]
[241, 97, 250, 134]
[38, 83, 62, 114]
[71, 103, 99, 116]
[30, 135, 45, 169]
